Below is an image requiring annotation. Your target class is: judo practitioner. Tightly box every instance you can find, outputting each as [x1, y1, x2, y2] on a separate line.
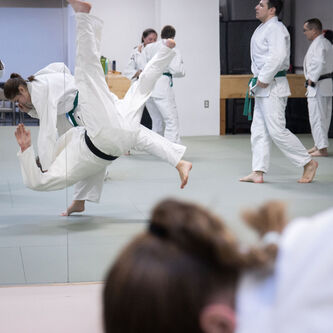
[5, 64, 106, 216]
[10, 0, 192, 198]
[123, 28, 158, 81]
[143, 25, 185, 143]
[303, 18, 333, 157]
[240, 0, 318, 184]
[103, 198, 333, 333]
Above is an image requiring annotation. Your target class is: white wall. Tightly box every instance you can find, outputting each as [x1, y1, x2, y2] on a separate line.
[0, 7, 67, 81]
[88, 0, 220, 136]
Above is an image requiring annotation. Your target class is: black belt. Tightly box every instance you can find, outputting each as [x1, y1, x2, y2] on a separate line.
[305, 72, 333, 87]
[84, 131, 119, 161]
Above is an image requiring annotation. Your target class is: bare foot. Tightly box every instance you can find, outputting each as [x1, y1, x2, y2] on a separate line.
[298, 160, 318, 183]
[310, 148, 328, 157]
[239, 171, 264, 183]
[165, 39, 176, 49]
[308, 146, 317, 154]
[176, 160, 192, 189]
[67, 0, 91, 13]
[61, 200, 85, 216]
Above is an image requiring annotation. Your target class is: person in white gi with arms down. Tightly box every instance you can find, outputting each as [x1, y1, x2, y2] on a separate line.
[143, 25, 185, 143]
[240, 0, 318, 184]
[303, 18, 333, 157]
[8, 0, 192, 208]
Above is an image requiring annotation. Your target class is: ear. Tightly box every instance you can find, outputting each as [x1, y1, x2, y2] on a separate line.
[200, 304, 236, 333]
[18, 85, 26, 94]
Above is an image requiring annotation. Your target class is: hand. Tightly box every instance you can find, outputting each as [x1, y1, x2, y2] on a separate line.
[132, 70, 142, 80]
[15, 123, 31, 152]
[257, 80, 269, 88]
[165, 38, 176, 49]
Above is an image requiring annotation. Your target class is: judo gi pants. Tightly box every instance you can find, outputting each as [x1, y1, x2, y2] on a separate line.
[251, 94, 311, 173]
[307, 95, 332, 150]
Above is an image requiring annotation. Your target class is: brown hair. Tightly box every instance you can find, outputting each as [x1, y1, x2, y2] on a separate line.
[161, 25, 176, 39]
[141, 28, 157, 43]
[103, 199, 282, 333]
[305, 18, 323, 32]
[4, 73, 35, 100]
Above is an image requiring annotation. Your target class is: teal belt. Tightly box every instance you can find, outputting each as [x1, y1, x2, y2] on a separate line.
[163, 72, 173, 87]
[66, 91, 79, 127]
[243, 70, 287, 121]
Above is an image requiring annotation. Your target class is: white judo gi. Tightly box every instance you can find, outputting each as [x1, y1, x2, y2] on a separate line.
[143, 41, 185, 143]
[236, 207, 333, 333]
[304, 34, 333, 150]
[123, 45, 146, 81]
[25, 63, 106, 203]
[250, 16, 311, 173]
[17, 13, 185, 191]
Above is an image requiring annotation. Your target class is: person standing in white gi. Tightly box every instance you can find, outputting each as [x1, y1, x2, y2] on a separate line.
[10, 0, 192, 195]
[303, 18, 333, 157]
[123, 28, 157, 81]
[240, 0, 318, 184]
[143, 25, 185, 143]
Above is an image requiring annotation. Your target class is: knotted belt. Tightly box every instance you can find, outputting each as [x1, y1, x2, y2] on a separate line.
[243, 70, 287, 121]
[305, 72, 333, 88]
[163, 72, 173, 87]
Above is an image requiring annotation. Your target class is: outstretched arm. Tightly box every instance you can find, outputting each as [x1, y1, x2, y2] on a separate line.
[15, 124, 31, 153]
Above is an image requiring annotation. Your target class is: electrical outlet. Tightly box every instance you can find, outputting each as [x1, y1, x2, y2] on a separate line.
[204, 100, 209, 108]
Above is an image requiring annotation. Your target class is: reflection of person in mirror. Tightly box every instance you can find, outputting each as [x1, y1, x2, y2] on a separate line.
[240, 0, 318, 184]
[104, 198, 333, 333]
[5, 0, 192, 212]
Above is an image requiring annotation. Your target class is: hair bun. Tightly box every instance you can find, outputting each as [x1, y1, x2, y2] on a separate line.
[10, 73, 23, 79]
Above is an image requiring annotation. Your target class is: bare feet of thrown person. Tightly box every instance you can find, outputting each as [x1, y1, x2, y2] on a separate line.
[298, 159, 318, 183]
[67, 0, 91, 13]
[310, 148, 328, 157]
[239, 171, 264, 183]
[176, 160, 192, 189]
[61, 200, 85, 216]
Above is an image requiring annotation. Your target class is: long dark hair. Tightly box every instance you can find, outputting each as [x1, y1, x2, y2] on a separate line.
[103, 199, 281, 333]
[141, 28, 157, 43]
[4, 73, 35, 100]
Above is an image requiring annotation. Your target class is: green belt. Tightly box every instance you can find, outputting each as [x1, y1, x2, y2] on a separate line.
[243, 70, 287, 121]
[163, 72, 173, 87]
[66, 91, 79, 127]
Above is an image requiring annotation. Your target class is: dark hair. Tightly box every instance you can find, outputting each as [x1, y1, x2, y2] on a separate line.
[4, 73, 35, 100]
[267, 0, 283, 16]
[161, 25, 176, 39]
[141, 28, 157, 43]
[305, 18, 323, 32]
[103, 199, 281, 333]
[324, 29, 333, 44]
